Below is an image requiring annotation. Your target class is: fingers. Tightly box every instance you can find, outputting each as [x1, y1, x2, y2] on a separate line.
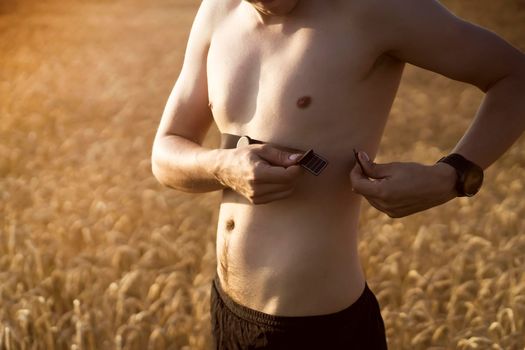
[245, 165, 303, 204]
[241, 162, 303, 204]
[253, 162, 304, 184]
[221, 144, 306, 204]
[351, 157, 458, 219]
[355, 151, 391, 179]
[255, 144, 304, 168]
[351, 160, 405, 218]
[350, 162, 384, 198]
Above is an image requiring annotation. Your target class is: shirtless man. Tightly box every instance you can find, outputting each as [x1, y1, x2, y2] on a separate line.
[151, 0, 525, 348]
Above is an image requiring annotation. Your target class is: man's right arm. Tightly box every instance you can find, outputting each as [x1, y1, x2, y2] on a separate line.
[151, 0, 305, 200]
[151, 0, 226, 193]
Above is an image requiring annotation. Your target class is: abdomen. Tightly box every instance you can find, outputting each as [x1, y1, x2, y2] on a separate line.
[214, 170, 366, 315]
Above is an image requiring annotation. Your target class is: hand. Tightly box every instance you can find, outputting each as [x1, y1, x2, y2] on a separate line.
[216, 144, 305, 204]
[349, 150, 458, 218]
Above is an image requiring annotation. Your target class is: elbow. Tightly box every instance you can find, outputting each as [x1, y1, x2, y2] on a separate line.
[480, 51, 525, 93]
[509, 57, 525, 88]
[151, 143, 169, 188]
[150, 136, 191, 191]
[151, 144, 186, 191]
[517, 61, 525, 84]
[151, 152, 165, 187]
[480, 74, 508, 93]
[151, 157, 178, 190]
[480, 70, 525, 94]
[482, 56, 525, 93]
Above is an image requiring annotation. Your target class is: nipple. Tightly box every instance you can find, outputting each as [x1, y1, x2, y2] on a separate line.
[296, 96, 312, 109]
[225, 219, 235, 231]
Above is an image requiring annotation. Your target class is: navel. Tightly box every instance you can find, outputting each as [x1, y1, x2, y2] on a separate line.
[296, 95, 312, 109]
[208, 101, 213, 110]
[225, 218, 235, 231]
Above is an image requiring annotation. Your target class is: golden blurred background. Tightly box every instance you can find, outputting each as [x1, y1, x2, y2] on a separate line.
[0, 0, 524, 349]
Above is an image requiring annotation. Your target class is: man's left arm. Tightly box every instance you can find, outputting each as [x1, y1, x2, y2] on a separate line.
[350, 0, 525, 218]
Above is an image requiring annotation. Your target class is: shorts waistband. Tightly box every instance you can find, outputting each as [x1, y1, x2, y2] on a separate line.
[212, 273, 372, 329]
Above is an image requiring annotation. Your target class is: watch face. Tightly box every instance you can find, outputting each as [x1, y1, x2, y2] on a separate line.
[463, 170, 484, 196]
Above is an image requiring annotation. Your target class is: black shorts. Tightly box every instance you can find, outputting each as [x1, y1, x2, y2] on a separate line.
[210, 273, 388, 349]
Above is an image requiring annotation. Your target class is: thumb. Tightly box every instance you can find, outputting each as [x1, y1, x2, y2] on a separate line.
[257, 145, 303, 167]
[357, 151, 389, 179]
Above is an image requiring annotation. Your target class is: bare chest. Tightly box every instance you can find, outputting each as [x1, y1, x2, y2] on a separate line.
[207, 10, 380, 140]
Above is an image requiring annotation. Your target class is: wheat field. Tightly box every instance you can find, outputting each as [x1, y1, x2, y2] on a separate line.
[1, 0, 524, 349]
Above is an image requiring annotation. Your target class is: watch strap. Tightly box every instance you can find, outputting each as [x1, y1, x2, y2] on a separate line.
[437, 153, 483, 197]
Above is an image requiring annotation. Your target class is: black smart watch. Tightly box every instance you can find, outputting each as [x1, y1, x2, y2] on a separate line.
[436, 153, 484, 197]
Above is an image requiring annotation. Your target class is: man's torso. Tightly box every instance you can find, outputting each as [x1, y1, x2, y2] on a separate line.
[207, 0, 404, 316]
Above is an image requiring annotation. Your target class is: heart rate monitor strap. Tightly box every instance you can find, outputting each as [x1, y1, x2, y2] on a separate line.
[297, 149, 328, 176]
[219, 133, 328, 176]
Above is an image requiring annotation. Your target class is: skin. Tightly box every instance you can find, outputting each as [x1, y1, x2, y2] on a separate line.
[151, 0, 525, 316]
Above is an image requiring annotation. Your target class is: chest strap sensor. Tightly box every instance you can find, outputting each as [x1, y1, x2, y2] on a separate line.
[220, 133, 328, 176]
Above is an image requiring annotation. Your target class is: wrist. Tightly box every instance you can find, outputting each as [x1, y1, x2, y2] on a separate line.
[432, 161, 458, 198]
[207, 148, 230, 190]
[436, 153, 484, 197]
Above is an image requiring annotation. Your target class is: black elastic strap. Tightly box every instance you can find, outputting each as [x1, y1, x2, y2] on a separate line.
[219, 133, 328, 176]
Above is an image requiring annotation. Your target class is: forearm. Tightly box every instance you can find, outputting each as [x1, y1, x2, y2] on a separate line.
[151, 134, 227, 193]
[451, 71, 525, 170]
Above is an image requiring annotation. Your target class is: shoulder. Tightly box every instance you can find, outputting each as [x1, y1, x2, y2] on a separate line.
[346, 0, 459, 29]
[201, 0, 239, 16]
[196, 0, 239, 31]
[345, 0, 463, 53]
[348, 0, 448, 18]
[182, 0, 240, 54]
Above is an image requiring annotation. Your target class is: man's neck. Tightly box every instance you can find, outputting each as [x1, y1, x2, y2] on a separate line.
[246, 0, 302, 21]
